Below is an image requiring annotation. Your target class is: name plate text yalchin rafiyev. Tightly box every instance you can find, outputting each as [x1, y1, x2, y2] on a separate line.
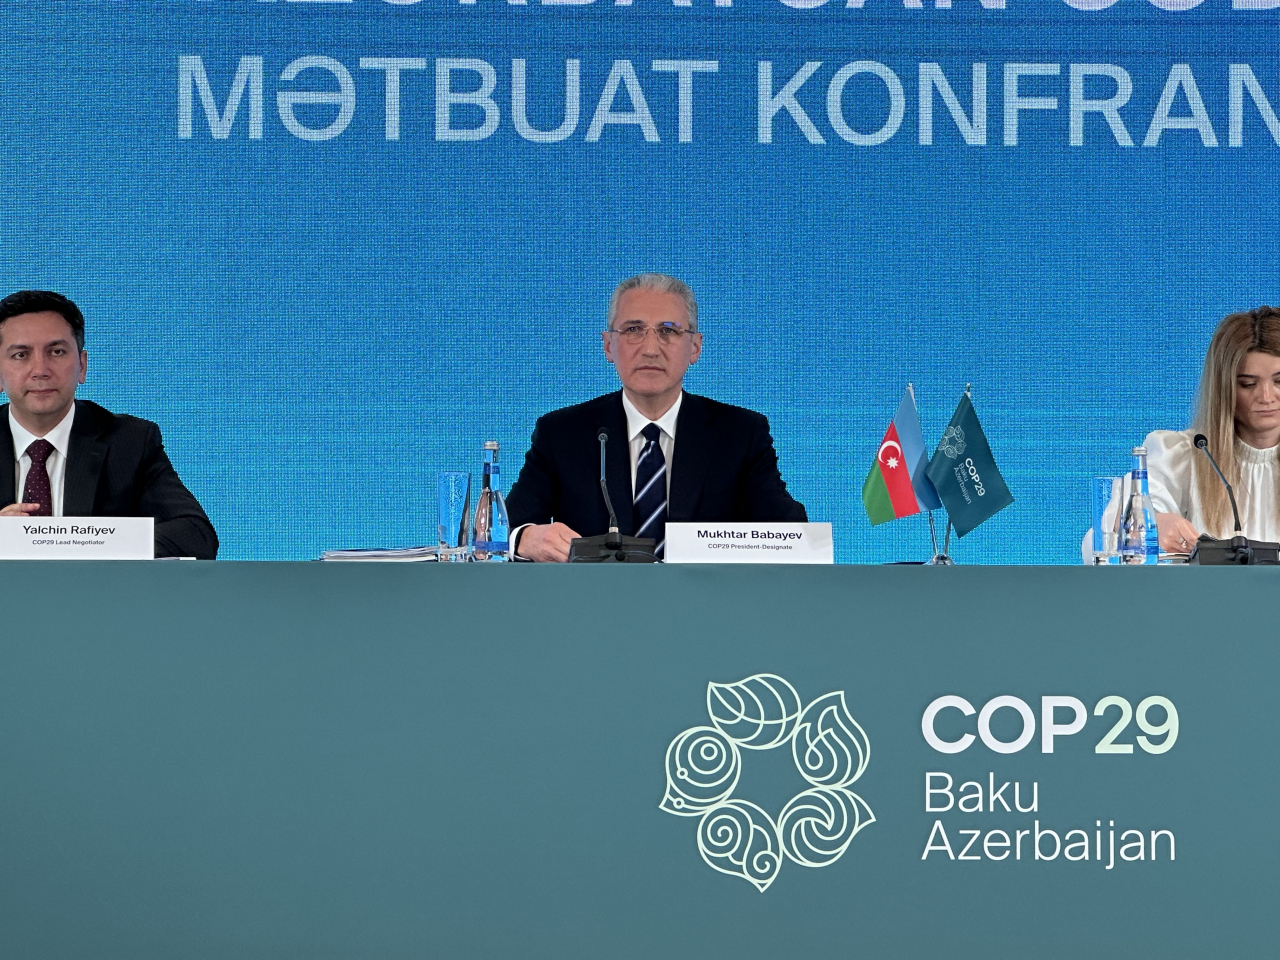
[0, 517, 155, 560]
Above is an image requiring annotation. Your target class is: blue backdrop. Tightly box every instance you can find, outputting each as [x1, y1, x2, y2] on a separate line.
[1, 0, 1276, 561]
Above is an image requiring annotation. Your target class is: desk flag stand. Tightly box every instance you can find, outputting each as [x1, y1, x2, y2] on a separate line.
[926, 512, 953, 565]
[924, 385, 963, 566]
[864, 383, 1013, 564]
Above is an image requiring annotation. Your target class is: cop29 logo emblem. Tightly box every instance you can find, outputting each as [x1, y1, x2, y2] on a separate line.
[939, 426, 967, 458]
[660, 674, 874, 892]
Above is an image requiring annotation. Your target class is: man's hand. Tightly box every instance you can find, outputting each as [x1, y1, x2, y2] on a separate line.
[1156, 512, 1200, 553]
[0, 503, 42, 517]
[516, 522, 581, 562]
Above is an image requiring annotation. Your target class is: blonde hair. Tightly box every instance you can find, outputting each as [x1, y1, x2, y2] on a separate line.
[1192, 306, 1280, 535]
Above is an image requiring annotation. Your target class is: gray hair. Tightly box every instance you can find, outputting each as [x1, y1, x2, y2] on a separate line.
[606, 273, 698, 332]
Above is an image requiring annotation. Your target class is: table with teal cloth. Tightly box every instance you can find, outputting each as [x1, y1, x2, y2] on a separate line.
[0, 562, 1274, 959]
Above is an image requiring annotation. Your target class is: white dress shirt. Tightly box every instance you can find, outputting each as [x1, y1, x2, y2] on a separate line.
[621, 390, 681, 498]
[512, 391, 684, 557]
[1145, 428, 1280, 541]
[10, 404, 76, 517]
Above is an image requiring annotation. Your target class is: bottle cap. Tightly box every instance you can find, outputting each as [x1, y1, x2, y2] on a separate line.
[484, 441, 499, 451]
[1132, 446, 1147, 456]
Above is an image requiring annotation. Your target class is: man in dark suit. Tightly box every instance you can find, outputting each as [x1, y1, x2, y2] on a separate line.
[0, 290, 218, 559]
[507, 274, 805, 561]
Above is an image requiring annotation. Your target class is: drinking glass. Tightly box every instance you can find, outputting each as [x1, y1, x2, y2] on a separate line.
[1091, 475, 1126, 564]
[438, 471, 471, 562]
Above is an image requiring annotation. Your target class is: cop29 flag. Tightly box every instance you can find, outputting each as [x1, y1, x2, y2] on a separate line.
[924, 394, 1013, 537]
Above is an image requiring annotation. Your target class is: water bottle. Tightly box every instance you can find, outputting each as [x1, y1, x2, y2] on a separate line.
[1121, 446, 1160, 564]
[471, 441, 510, 561]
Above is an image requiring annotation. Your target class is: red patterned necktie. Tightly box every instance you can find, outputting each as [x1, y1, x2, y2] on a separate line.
[23, 439, 55, 517]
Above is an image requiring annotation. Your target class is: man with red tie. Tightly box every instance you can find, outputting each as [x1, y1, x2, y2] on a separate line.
[0, 290, 218, 559]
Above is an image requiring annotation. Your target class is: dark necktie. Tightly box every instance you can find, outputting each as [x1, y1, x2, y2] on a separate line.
[633, 423, 667, 558]
[23, 439, 55, 517]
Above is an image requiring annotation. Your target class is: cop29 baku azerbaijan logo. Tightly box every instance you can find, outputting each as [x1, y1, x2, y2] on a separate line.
[660, 674, 874, 892]
[939, 426, 967, 459]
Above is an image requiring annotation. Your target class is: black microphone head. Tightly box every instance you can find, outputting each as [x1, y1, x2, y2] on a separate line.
[597, 427, 609, 442]
[1194, 433, 1209, 449]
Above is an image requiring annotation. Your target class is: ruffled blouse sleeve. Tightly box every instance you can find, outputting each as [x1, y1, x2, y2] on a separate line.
[1144, 429, 1193, 517]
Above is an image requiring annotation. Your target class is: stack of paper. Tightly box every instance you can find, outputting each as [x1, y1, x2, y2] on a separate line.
[319, 546, 438, 562]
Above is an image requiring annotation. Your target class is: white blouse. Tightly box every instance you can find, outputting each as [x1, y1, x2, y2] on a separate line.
[1145, 429, 1280, 542]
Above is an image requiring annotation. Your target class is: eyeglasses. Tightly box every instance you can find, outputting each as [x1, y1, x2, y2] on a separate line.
[608, 321, 696, 345]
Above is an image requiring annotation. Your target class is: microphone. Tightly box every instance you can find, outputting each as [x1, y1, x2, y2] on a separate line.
[1193, 434, 1243, 535]
[1188, 433, 1274, 564]
[567, 424, 658, 563]
[597, 427, 621, 550]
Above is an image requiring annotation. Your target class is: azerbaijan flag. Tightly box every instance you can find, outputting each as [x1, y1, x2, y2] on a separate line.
[863, 387, 941, 526]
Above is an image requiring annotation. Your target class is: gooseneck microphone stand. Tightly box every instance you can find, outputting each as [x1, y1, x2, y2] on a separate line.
[567, 428, 659, 563]
[1188, 433, 1278, 565]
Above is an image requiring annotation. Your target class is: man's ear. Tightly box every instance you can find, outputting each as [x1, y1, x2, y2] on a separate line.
[78, 350, 88, 385]
[601, 331, 616, 364]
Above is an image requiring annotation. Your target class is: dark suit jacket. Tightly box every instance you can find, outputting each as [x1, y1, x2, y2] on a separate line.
[507, 391, 806, 537]
[1, 400, 218, 559]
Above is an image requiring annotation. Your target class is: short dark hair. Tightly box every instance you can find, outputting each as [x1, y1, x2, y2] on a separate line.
[0, 290, 86, 351]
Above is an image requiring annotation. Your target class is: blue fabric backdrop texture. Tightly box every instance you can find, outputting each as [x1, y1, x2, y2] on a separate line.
[1, 0, 1276, 561]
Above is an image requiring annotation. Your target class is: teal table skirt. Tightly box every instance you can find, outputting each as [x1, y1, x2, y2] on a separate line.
[0, 562, 1274, 959]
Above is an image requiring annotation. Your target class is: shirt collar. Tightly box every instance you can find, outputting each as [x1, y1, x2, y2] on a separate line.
[9, 403, 76, 461]
[621, 390, 683, 443]
[1235, 435, 1280, 465]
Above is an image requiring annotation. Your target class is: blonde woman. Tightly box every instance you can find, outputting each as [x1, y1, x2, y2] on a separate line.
[1146, 306, 1280, 552]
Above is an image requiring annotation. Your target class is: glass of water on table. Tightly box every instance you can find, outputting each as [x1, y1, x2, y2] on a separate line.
[1091, 475, 1125, 564]
[438, 471, 471, 562]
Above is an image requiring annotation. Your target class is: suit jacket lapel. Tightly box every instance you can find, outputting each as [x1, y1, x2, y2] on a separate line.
[602, 393, 634, 534]
[0, 406, 14, 506]
[63, 401, 108, 516]
[668, 393, 714, 523]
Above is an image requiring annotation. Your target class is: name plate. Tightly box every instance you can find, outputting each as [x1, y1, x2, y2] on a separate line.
[0, 517, 154, 560]
[665, 522, 833, 564]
